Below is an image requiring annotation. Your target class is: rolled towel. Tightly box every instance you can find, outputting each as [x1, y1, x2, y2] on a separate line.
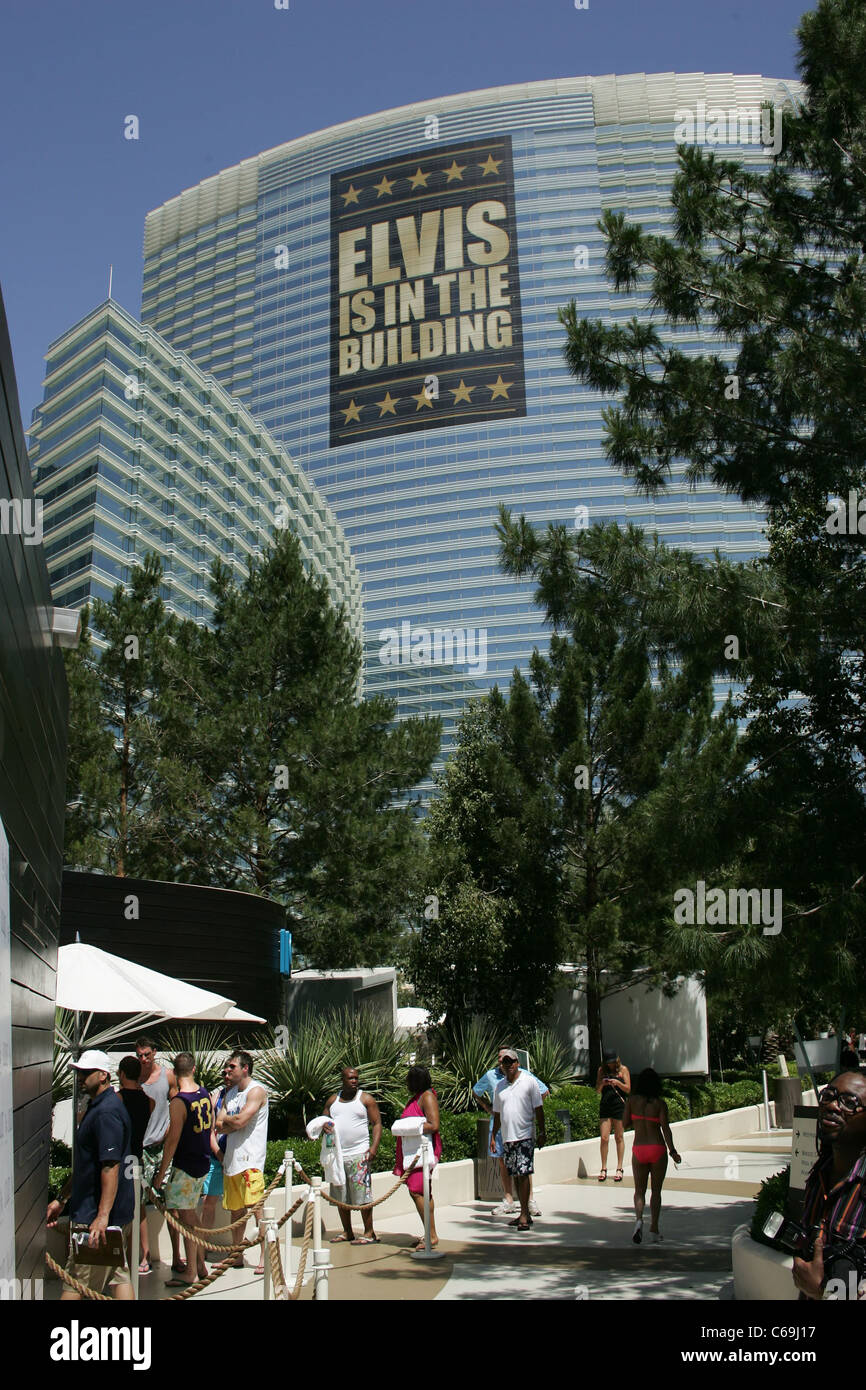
[306, 1115, 334, 1140]
[392, 1117, 425, 1138]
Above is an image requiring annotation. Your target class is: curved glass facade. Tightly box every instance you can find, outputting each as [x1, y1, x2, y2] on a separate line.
[29, 301, 363, 645]
[142, 74, 797, 790]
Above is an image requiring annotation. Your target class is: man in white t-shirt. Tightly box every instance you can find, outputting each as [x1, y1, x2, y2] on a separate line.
[215, 1050, 269, 1274]
[491, 1050, 546, 1232]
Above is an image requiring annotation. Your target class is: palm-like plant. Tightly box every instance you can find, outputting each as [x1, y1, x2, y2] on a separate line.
[329, 1007, 407, 1097]
[434, 1017, 502, 1113]
[156, 1023, 236, 1092]
[53, 1009, 75, 1108]
[518, 1027, 576, 1094]
[256, 1014, 341, 1128]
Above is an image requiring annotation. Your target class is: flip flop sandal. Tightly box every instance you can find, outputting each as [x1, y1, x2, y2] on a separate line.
[138, 1260, 151, 1275]
[508, 1216, 533, 1228]
[351, 1235, 380, 1245]
[329, 1233, 352, 1243]
[165, 1277, 192, 1287]
[614, 1169, 624, 1182]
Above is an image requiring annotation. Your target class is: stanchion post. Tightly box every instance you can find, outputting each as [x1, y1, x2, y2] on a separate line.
[411, 1135, 445, 1261]
[762, 1068, 772, 1131]
[262, 1204, 275, 1302]
[131, 1156, 140, 1300]
[283, 1149, 294, 1277]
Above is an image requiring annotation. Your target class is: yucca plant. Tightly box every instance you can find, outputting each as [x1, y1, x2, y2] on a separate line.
[518, 1027, 576, 1094]
[434, 1017, 502, 1113]
[325, 1007, 407, 1107]
[256, 1013, 341, 1129]
[53, 1009, 75, 1107]
[156, 1023, 236, 1092]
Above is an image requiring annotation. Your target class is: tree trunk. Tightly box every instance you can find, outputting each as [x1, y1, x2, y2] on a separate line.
[586, 941, 603, 1077]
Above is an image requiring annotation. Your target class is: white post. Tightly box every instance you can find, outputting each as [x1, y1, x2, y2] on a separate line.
[262, 1203, 275, 1301]
[411, 1135, 444, 1261]
[131, 1156, 141, 1300]
[283, 1149, 293, 1277]
[762, 1067, 772, 1131]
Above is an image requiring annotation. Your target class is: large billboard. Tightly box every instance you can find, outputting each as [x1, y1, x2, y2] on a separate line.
[330, 135, 526, 447]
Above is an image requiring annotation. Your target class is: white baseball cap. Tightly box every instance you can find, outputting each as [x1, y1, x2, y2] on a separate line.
[71, 1049, 112, 1074]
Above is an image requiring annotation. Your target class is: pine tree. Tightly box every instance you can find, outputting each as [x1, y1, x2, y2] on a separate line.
[555, 0, 866, 1024]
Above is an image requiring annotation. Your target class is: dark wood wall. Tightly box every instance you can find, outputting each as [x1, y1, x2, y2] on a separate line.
[61, 872, 284, 1027]
[0, 289, 69, 1279]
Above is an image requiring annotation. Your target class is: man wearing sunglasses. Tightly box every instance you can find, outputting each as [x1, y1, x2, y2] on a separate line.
[794, 1070, 866, 1299]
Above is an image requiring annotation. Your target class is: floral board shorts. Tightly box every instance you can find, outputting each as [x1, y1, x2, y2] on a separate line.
[332, 1153, 372, 1207]
[164, 1167, 207, 1210]
[503, 1138, 535, 1177]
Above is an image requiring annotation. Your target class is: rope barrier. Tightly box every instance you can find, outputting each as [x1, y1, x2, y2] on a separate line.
[288, 1198, 315, 1300]
[291, 1156, 420, 1212]
[266, 1228, 288, 1301]
[144, 1162, 290, 1240]
[46, 1252, 112, 1301]
[142, 1182, 307, 1253]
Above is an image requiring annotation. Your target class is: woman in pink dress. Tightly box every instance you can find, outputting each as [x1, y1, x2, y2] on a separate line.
[393, 1065, 443, 1250]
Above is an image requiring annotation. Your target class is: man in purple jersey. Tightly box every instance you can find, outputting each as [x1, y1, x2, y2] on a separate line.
[154, 1053, 214, 1289]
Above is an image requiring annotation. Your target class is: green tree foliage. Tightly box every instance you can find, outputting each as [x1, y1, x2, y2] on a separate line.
[64, 533, 440, 966]
[414, 521, 746, 1065]
[555, 0, 866, 1024]
[62, 554, 201, 877]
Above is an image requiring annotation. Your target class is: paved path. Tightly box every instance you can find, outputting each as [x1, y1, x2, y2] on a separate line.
[45, 1131, 792, 1302]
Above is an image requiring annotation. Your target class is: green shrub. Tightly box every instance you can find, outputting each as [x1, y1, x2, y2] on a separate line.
[438, 1109, 482, 1160]
[542, 1085, 604, 1143]
[49, 1166, 72, 1202]
[51, 1138, 72, 1167]
[750, 1166, 791, 1245]
[662, 1090, 690, 1124]
[672, 1080, 764, 1117]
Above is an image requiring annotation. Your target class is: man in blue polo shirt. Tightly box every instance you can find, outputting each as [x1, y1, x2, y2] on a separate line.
[474, 1046, 549, 1217]
[47, 1049, 135, 1300]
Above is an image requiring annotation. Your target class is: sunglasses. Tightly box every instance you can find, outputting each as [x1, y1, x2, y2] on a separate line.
[819, 1086, 866, 1115]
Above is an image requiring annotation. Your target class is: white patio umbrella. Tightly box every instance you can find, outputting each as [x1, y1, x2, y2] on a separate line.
[56, 941, 266, 1051]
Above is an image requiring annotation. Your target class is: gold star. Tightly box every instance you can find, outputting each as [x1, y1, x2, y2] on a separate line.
[451, 379, 474, 404]
[342, 183, 361, 206]
[487, 375, 513, 400]
[411, 387, 434, 410]
[341, 399, 362, 424]
[444, 159, 466, 182]
[376, 391, 398, 416]
[374, 174, 395, 197]
[480, 153, 502, 176]
[408, 167, 430, 188]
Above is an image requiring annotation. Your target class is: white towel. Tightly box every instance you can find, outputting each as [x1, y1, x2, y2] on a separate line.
[391, 1117, 425, 1138]
[306, 1115, 345, 1188]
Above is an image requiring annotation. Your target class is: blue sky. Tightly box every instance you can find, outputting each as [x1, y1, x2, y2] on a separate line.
[0, 0, 810, 426]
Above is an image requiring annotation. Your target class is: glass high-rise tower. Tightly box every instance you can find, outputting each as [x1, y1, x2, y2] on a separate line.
[141, 74, 797, 789]
[29, 300, 363, 644]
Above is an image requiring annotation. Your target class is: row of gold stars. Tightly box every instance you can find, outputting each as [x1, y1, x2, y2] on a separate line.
[340, 375, 514, 422]
[341, 153, 502, 206]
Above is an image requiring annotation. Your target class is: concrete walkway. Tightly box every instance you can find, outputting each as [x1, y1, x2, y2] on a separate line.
[58, 1128, 784, 1302]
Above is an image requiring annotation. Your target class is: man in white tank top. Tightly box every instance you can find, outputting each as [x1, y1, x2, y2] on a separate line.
[216, 1050, 269, 1274]
[323, 1067, 382, 1244]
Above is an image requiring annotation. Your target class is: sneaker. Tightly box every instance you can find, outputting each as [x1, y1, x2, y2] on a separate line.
[632, 1218, 643, 1245]
[491, 1198, 517, 1216]
[528, 1198, 541, 1217]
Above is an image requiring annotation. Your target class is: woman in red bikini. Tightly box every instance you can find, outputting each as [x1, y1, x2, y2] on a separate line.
[623, 1068, 680, 1244]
